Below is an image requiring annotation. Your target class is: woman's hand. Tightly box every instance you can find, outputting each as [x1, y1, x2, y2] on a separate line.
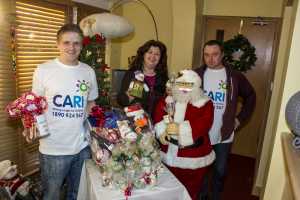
[126, 91, 135, 102]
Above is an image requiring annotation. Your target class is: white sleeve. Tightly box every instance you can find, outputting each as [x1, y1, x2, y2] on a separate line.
[32, 67, 45, 96]
[88, 69, 99, 101]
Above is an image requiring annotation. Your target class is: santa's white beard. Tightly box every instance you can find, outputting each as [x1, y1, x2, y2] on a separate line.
[172, 86, 203, 104]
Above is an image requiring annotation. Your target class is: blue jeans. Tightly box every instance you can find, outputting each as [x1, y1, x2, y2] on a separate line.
[39, 146, 91, 200]
[200, 143, 232, 200]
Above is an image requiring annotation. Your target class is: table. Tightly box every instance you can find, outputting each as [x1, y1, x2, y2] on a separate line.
[77, 159, 191, 200]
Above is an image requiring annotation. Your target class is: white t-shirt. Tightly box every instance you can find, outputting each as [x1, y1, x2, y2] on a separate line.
[32, 58, 99, 155]
[203, 67, 234, 145]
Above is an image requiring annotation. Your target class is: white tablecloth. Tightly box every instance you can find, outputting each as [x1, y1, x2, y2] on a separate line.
[77, 159, 191, 200]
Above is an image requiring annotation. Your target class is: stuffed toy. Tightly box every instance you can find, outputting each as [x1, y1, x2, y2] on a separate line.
[128, 71, 149, 98]
[124, 104, 150, 134]
[0, 160, 35, 200]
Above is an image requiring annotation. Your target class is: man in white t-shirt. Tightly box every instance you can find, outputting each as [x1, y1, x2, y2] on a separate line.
[195, 40, 256, 200]
[24, 24, 98, 200]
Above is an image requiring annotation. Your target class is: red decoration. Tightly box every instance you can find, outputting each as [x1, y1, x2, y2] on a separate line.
[6, 92, 48, 129]
[124, 184, 133, 200]
[82, 37, 91, 46]
[90, 105, 106, 127]
[95, 34, 105, 44]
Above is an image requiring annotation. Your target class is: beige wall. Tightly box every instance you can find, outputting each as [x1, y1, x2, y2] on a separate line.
[110, 0, 285, 72]
[203, 0, 284, 17]
[263, 0, 300, 199]
[170, 0, 196, 73]
[109, 0, 197, 74]
[109, 0, 173, 70]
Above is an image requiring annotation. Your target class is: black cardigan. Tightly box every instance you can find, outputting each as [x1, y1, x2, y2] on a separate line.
[117, 70, 168, 116]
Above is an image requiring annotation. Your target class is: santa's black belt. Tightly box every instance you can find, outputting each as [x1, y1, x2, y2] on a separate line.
[167, 137, 204, 149]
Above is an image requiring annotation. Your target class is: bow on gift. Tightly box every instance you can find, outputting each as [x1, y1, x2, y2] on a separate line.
[6, 92, 47, 129]
[89, 105, 105, 127]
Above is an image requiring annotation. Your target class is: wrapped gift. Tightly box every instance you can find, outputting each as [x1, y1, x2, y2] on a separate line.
[6, 92, 50, 141]
[128, 71, 149, 98]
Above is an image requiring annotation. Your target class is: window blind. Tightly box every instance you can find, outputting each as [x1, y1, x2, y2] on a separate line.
[0, 0, 19, 166]
[15, 0, 67, 174]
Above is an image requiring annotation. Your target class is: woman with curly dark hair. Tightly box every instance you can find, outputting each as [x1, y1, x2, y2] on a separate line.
[117, 40, 168, 116]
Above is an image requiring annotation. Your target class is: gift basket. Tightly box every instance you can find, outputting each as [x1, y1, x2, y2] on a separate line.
[6, 92, 50, 142]
[87, 104, 162, 198]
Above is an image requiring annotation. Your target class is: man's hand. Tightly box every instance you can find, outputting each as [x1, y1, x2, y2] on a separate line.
[22, 124, 37, 143]
[234, 118, 240, 131]
[21, 119, 37, 143]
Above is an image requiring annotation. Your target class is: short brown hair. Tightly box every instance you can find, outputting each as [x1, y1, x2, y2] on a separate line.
[203, 40, 224, 53]
[57, 24, 84, 41]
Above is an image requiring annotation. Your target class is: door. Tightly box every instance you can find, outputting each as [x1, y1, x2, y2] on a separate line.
[203, 16, 279, 158]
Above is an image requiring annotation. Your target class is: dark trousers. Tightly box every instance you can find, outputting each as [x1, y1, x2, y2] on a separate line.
[200, 143, 232, 200]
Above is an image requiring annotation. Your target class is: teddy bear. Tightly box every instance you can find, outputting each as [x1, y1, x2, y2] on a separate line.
[0, 160, 35, 200]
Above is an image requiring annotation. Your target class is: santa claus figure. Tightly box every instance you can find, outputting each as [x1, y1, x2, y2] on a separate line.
[153, 70, 215, 200]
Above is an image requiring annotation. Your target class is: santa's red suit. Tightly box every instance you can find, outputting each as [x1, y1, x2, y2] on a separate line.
[153, 95, 215, 200]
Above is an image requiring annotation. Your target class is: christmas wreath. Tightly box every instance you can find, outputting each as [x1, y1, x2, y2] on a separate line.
[223, 34, 257, 72]
[79, 34, 110, 106]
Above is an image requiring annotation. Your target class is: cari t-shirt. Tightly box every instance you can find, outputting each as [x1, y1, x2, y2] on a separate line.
[203, 68, 234, 145]
[32, 58, 98, 155]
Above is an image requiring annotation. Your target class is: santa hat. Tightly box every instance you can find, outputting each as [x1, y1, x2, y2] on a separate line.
[172, 70, 209, 107]
[176, 70, 202, 89]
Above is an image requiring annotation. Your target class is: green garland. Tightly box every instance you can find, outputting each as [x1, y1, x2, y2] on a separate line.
[223, 34, 257, 72]
[79, 34, 110, 106]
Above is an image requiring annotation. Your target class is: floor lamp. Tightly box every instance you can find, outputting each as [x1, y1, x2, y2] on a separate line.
[79, 0, 158, 40]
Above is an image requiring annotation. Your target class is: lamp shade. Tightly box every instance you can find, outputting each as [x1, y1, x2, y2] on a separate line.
[79, 13, 134, 39]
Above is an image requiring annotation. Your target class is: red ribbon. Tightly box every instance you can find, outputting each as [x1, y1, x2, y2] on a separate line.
[90, 105, 105, 127]
[124, 184, 132, 200]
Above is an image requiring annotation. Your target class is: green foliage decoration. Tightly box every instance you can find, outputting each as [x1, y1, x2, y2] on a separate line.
[79, 34, 110, 106]
[223, 34, 257, 72]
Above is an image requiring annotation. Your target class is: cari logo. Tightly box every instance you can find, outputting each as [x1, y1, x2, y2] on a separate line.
[218, 80, 227, 90]
[53, 95, 84, 108]
[76, 80, 89, 94]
